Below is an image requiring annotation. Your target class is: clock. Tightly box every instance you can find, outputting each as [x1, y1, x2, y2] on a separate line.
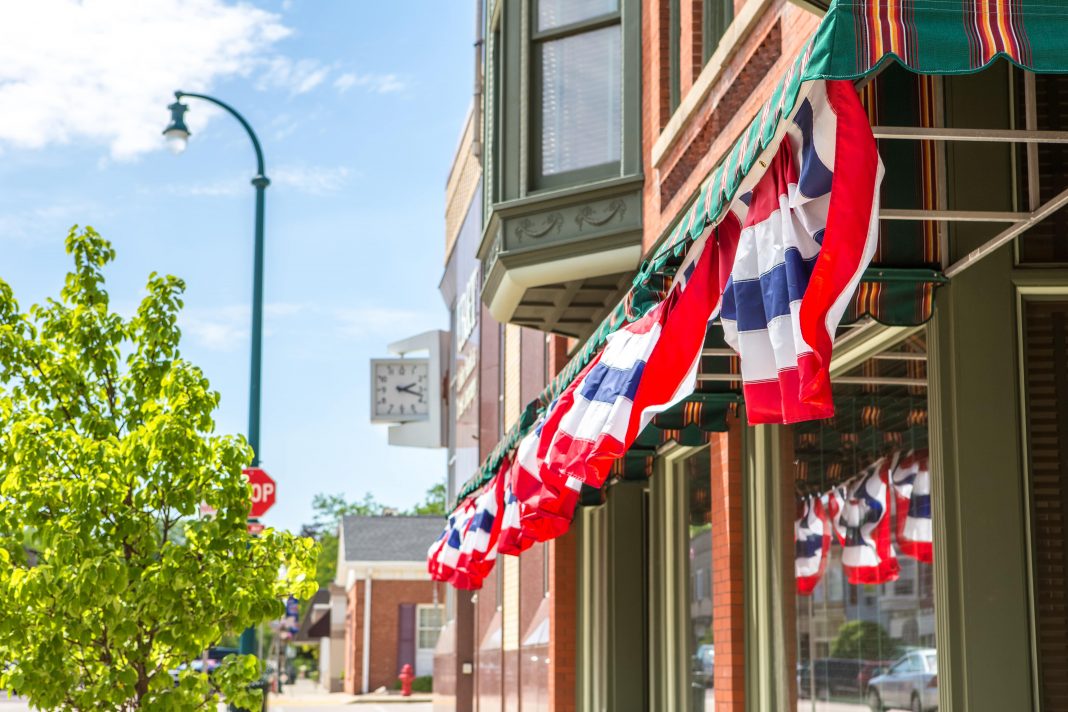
[370, 358, 431, 423]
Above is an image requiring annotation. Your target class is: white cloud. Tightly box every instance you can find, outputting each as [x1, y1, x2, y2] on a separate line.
[0, 200, 105, 242]
[272, 165, 351, 195]
[334, 72, 406, 95]
[257, 57, 330, 96]
[181, 302, 309, 352]
[0, 0, 290, 159]
[271, 114, 301, 141]
[334, 307, 426, 339]
[158, 164, 351, 198]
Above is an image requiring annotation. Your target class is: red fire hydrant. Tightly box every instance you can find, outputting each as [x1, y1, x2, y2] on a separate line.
[398, 663, 415, 697]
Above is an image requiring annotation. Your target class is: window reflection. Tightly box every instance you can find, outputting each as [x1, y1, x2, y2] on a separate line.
[538, 26, 622, 177]
[684, 447, 714, 711]
[792, 334, 937, 712]
[538, 0, 618, 31]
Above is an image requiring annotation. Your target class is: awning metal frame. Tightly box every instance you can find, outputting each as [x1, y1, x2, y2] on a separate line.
[694, 373, 926, 387]
[870, 71, 1068, 279]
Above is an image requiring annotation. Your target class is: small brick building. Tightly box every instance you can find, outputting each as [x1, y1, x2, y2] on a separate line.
[333, 515, 445, 695]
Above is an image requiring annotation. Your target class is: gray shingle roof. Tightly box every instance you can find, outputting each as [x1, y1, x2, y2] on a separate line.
[340, 515, 442, 563]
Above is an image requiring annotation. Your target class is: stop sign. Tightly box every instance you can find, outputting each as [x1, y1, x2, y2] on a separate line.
[243, 467, 276, 518]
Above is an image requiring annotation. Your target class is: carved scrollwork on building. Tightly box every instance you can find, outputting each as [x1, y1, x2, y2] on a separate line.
[514, 212, 564, 240]
[482, 230, 503, 286]
[575, 199, 627, 230]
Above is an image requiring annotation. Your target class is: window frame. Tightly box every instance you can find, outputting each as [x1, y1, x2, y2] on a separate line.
[529, 4, 624, 190]
[669, 0, 681, 112]
[648, 443, 712, 710]
[484, 0, 641, 208]
[702, 0, 733, 64]
[416, 604, 445, 651]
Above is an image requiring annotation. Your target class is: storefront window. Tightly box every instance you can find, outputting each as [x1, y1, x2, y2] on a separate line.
[683, 447, 714, 711]
[791, 333, 937, 712]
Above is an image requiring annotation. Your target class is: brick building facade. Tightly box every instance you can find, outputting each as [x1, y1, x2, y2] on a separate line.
[429, 0, 1068, 710]
[333, 515, 445, 695]
[344, 578, 438, 694]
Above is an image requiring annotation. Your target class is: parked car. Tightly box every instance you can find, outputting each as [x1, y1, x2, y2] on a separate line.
[867, 648, 938, 712]
[693, 644, 714, 687]
[798, 657, 897, 700]
[169, 646, 240, 684]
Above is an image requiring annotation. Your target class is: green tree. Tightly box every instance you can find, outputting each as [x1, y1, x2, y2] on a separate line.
[830, 620, 902, 661]
[410, 481, 446, 516]
[0, 228, 318, 711]
[303, 492, 385, 591]
[302, 481, 445, 591]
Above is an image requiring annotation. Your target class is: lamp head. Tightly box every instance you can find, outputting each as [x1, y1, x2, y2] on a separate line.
[163, 99, 190, 154]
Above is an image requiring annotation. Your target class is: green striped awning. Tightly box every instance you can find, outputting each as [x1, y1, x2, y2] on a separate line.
[644, 0, 1068, 283]
[807, 0, 1068, 80]
[454, 0, 1068, 508]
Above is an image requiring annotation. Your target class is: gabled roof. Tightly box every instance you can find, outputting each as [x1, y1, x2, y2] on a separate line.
[340, 515, 442, 563]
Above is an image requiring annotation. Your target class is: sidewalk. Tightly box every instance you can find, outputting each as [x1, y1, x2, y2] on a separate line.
[269, 678, 433, 706]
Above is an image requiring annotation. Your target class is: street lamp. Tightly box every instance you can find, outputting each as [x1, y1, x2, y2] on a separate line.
[164, 90, 270, 658]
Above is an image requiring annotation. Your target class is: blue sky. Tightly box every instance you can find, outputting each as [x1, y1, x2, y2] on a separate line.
[0, 0, 473, 532]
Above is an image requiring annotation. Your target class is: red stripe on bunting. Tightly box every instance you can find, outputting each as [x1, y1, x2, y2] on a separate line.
[796, 80, 880, 412]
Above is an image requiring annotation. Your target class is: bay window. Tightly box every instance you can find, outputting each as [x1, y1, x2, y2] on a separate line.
[479, 0, 642, 334]
[533, 5, 622, 185]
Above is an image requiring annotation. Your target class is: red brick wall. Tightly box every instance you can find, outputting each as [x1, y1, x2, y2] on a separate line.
[548, 529, 577, 712]
[645, 0, 671, 133]
[520, 330, 547, 407]
[680, 0, 703, 95]
[545, 334, 576, 712]
[641, 0, 823, 254]
[476, 572, 501, 711]
[345, 578, 438, 694]
[519, 544, 545, 637]
[709, 417, 745, 712]
[516, 545, 549, 712]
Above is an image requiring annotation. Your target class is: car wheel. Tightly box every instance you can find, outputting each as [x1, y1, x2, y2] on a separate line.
[911, 692, 923, 712]
[868, 689, 883, 712]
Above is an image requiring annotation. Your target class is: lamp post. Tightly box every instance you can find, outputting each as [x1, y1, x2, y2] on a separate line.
[164, 91, 269, 658]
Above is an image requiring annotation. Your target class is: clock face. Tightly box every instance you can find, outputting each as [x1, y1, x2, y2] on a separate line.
[372, 359, 430, 421]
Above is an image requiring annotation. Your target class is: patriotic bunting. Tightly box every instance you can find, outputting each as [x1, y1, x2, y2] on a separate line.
[795, 449, 934, 594]
[540, 212, 740, 490]
[719, 80, 884, 425]
[496, 465, 530, 557]
[795, 493, 831, 595]
[429, 80, 887, 590]
[829, 456, 900, 586]
[453, 466, 506, 589]
[427, 497, 478, 587]
[512, 418, 584, 547]
[891, 449, 933, 563]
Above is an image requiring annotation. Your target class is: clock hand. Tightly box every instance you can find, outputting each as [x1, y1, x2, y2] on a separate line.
[395, 383, 418, 393]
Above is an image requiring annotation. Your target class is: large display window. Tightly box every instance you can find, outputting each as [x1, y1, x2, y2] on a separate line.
[790, 333, 937, 712]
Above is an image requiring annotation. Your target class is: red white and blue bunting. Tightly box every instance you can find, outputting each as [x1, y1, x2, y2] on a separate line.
[430, 79, 885, 590]
[794, 449, 933, 595]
